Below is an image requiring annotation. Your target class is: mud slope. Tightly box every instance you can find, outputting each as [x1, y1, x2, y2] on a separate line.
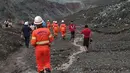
[0, 28, 22, 61]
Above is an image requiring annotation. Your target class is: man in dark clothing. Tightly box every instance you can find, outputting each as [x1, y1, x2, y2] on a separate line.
[81, 25, 92, 52]
[21, 21, 32, 48]
[69, 21, 76, 42]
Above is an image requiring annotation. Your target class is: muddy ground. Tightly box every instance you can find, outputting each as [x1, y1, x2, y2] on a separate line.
[0, 25, 130, 73]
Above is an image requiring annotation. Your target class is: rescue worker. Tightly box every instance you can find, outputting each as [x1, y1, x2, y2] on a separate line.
[60, 20, 66, 40]
[52, 21, 59, 38]
[69, 21, 76, 42]
[31, 16, 54, 73]
[47, 20, 51, 30]
[81, 25, 92, 52]
[21, 21, 32, 48]
[51, 21, 55, 28]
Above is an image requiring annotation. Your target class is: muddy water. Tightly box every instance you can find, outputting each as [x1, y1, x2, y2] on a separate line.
[56, 37, 85, 71]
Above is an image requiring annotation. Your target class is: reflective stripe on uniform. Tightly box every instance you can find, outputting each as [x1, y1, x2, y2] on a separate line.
[32, 37, 36, 40]
[36, 40, 49, 45]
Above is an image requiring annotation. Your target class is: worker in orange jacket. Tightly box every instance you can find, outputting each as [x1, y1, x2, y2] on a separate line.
[52, 21, 59, 38]
[60, 20, 66, 40]
[51, 21, 56, 28]
[31, 16, 54, 73]
[47, 20, 51, 30]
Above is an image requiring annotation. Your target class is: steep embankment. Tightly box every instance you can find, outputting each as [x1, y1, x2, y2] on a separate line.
[0, 0, 84, 21]
[65, 0, 130, 33]
[0, 28, 22, 61]
[1, 0, 121, 22]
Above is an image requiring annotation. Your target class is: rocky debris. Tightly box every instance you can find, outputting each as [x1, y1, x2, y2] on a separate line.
[0, 28, 22, 60]
[64, 0, 130, 34]
[90, 0, 130, 33]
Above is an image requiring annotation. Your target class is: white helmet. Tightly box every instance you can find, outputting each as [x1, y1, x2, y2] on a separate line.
[55, 21, 57, 23]
[24, 21, 29, 25]
[34, 16, 43, 25]
[47, 20, 49, 21]
[61, 20, 64, 23]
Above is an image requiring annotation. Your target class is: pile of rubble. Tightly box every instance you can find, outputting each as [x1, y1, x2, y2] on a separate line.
[90, 0, 130, 33]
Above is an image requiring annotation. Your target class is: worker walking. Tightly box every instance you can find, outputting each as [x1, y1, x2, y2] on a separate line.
[52, 21, 59, 38]
[69, 21, 76, 42]
[21, 21, 32, 48]
[60, 20, 66, 40]
[52, 21, 55, 29]
[81, 25, 92, 52]
[31, 16, 54, 73]
[47, 20, 51, 30]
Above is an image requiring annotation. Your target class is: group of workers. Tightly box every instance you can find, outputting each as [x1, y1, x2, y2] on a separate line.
[21, 16, 92, 73]
[47, 20, 67, 40]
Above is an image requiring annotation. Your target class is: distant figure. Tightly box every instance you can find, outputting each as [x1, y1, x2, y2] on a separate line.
[4, 20, 9, 27]
[31, 16, 54, 73]
[60, 20, 67, 40]
[8, 19, 13, 28]
[52, 21, 59, 38]
[21, 21, 32, 48]
[69, 21, 76, 42]
[47, 20, 51, 30]
[52, 21, 56, 28]
[20, 20, 24, 25]
[81, 25, 92, 52]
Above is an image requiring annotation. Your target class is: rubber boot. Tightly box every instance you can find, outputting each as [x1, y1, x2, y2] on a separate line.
[39, 70, 44, 73]
[63, 36, 65, 40]
[45, 68, 51, 73]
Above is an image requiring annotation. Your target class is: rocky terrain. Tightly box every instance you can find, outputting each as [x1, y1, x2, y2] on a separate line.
[0, 0, 130, 73]
[0, 0, 121, 22]
[0, 28, 22, 60]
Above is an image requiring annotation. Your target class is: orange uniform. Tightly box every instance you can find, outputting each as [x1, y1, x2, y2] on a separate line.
[31, 28, 54, 72]
[47, 21, 51, 30]
[53, 23, 59, 37]
[52, 23, 55, 28]
[60, 24, 66, 38]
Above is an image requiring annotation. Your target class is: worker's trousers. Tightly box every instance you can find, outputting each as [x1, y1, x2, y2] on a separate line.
[24, 36, 30, 48]
[35, 45, 51, 72]
[53, 30, 59, 37]
[61, 31, 66, 38]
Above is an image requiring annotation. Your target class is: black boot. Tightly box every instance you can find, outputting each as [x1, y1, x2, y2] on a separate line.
[40, 70, 44, 73]
[45, 68, 51, 73]
[63, 37, 65, 40]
